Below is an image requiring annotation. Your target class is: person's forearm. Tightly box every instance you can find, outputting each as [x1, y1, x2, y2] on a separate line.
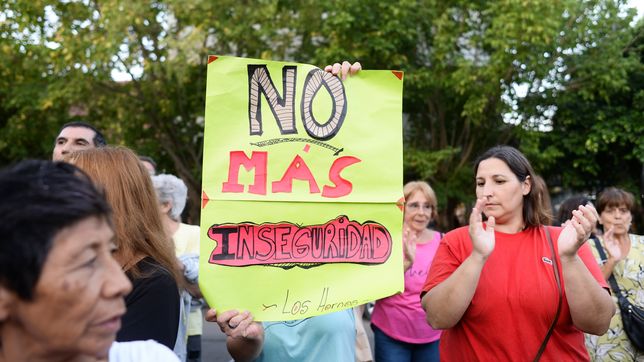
[562, 255, 615, 335]
[422, 253, 486, 329]
[599, 258, 617, 280]
[226, 335, 263, 362]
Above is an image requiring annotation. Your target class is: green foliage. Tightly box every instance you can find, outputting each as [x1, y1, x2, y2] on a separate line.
[404, 147, 460, 181]
[0, 0, 641, 227]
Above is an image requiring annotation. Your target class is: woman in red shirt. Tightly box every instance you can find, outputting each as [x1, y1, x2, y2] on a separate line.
[421, 145, 614, 361]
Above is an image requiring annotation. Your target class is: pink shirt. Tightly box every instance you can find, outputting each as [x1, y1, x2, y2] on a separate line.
[371, 231, 442, 344]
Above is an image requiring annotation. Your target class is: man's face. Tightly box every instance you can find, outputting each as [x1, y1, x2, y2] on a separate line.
[52, 126, 97, 161]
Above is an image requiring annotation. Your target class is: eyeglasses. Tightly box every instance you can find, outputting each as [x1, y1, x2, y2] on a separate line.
[405, 202, 432, 213]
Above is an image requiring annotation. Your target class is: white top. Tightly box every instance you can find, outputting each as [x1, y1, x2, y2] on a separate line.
[173, 222, 200, 255]
[109, 340, 180, 361]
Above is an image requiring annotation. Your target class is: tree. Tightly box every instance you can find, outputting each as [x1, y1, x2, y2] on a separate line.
[1, 0, 641, 228]
[540, 20, 643, 190]
[539, 19, 644, 230]
[312, 0, 641, 228]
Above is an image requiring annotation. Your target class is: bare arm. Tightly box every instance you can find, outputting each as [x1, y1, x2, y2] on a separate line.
[422, 253, 487, 328]
[561, 254, 615, 335]
[422, 198, 494, 329]
[205, 309, 264, 362]
[599, 259, 618, 280]
[558, 206, 615, 335]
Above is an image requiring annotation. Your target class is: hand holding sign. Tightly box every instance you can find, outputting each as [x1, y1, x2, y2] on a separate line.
[206, 308, 264, 361]
[208, 309, 263, 339]
[324, 61, 362, 80]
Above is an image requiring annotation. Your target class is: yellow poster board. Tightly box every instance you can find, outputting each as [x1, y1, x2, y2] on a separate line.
[200, 55, 404, 321]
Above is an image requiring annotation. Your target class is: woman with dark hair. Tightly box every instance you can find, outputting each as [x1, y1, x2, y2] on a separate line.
[0, 160, 178, 361]
[585, 187, 643, 361]
[421, 145, 614, 361]
[67, 147, 183, 350]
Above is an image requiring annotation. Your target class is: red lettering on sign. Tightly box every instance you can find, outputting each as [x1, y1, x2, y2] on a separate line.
[207, 216, 392, 268]
[272, 155, 320, 194]
[322, 156, 361, 198]
[221, 150, 361, 198]
[222, 151, 268, 195]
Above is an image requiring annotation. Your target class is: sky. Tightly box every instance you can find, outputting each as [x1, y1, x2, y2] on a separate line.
[631, 0, 644, 19]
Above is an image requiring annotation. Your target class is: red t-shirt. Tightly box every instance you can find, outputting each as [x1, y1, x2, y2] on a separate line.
[422, 225, 608, 362]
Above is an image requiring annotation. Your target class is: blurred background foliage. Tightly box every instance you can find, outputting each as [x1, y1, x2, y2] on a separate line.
[0, 0, 642, 230]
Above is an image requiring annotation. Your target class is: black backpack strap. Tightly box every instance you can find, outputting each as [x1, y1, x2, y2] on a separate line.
[534, 226, 563, 362]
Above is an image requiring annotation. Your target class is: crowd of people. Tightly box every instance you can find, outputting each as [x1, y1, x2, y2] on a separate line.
[0, 62, 642, 362]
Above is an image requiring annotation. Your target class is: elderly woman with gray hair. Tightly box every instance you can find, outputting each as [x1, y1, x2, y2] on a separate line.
[152, 174, 203, 362]
[152, 174, 198, 249]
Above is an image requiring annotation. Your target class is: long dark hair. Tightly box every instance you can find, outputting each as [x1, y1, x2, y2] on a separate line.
[474, 145, 553, 227]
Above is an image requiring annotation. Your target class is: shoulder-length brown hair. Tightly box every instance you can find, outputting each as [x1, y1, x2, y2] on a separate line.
[596, 187, 634, 214]
[66, 146, 182, 283]
[474, 145, 553, 228]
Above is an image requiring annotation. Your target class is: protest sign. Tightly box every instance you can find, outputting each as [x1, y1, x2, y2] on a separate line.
[200, 55, 404, 321]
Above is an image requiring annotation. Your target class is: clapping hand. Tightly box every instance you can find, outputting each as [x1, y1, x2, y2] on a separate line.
[603, 227, 625, 262]
[469, 197, 495, 260]
[558, 204, 599, 261]
[402, 227, 417, 271]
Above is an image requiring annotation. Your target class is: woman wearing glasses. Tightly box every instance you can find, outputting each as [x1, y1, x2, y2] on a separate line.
[585, 187, 643, 361]
[370, 181, 442, 362]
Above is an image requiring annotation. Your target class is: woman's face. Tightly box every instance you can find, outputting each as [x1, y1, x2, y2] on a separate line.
[404, 190, 433, 233]
[600, 204, 632, 237]
[475, 157, 531, 225]
[7, 217, 131, 359]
